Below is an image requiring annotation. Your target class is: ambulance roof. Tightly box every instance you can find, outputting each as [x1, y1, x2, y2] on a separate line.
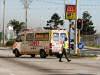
[19, 28, 67, 35]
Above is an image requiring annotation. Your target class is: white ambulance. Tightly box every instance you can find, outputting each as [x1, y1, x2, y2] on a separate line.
[12, 28, 68, 58]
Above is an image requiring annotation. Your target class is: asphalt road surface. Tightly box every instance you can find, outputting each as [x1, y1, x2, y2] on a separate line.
[0, 48, 100, 75]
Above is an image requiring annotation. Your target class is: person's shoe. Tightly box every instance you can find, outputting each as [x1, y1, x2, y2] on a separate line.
[59, 60, 63, 62]
[68, 60, 71, 62]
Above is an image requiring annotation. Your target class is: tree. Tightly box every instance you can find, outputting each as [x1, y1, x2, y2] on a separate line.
[81, 11, 96, 35]
[44, 13, 64, 29]
[8, 19, 25, 35]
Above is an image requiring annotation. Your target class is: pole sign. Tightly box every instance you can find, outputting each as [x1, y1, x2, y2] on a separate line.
[78, 42, 84, 49]
[65, 5, 76, 20]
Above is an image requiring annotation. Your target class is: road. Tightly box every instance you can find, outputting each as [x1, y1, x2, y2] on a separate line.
[0, 48, 100, 75]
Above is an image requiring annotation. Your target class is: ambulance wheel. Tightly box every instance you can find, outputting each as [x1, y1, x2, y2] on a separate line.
[14, 49, 21, 57]
[31, 54, 35, 58]
[40, 50, 47, 58]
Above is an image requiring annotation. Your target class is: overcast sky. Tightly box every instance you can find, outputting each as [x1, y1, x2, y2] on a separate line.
[0, 0, 100, 33]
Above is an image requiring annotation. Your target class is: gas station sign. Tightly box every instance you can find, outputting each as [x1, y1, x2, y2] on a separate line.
[65, 5, 76, 20]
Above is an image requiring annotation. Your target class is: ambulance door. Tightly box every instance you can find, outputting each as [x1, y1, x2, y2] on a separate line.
[60, 33, 67, 44]
[52, 33, 60, 53]
[20, 34, 27, 53]
[25, 33, 34, 54]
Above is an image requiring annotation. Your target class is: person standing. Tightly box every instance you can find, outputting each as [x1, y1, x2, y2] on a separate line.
[59, 37, 71, 62]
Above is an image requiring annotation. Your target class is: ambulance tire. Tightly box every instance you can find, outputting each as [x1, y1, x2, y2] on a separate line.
[14, 49, 21, 57]
[40, 50, 47, 58]
[30, 54, 35, 58]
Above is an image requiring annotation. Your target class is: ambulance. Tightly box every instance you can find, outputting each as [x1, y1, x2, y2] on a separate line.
[12, 28, 68, 58]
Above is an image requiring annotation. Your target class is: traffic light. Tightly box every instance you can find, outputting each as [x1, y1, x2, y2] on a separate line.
[77, 19, 82, 29]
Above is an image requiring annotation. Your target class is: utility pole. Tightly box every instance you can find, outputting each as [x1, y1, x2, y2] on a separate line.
[2, 0, 5, 46]
[68, 19, 72, 55]
[25, 1, 28, 29]
[75, 0, 79, 55]
[64, 0, 78, 55]
[21, 0, 33, 29]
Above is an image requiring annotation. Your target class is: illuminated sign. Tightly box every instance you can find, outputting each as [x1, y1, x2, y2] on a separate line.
[65, 5, 76, 20]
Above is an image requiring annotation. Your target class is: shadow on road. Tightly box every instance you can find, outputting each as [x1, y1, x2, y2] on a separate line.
[48, 74, 95, 75]
[0, 56, 15, 58]
[0, 55, 57, 59]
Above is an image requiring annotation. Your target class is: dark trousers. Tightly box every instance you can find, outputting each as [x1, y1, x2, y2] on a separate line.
[59, 48, 70, 61]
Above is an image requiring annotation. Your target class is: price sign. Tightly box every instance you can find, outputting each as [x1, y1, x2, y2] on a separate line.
[65, 5, 76, 20]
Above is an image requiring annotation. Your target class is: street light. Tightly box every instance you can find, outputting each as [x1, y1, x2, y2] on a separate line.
[2, 0, 5, 46]
[21, 0, 33, 29]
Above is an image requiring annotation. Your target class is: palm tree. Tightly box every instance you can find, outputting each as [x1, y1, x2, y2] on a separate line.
[8, 19, 25, 36]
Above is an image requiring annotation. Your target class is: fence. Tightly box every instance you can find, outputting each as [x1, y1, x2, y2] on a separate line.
[81, 34, 100, 47]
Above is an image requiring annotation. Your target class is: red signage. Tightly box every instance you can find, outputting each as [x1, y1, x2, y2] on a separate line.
[66, 5, 76, 13]
[65, 5, 76, 20]
[30, 41, 39, 46]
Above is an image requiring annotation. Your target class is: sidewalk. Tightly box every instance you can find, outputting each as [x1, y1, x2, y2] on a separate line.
[0, 47, 12, 50]
[70, 48, 98, 57]
[85, 46, 100, 50]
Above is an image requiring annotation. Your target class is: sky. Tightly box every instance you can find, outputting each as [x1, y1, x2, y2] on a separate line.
[0, 0, 100, 33]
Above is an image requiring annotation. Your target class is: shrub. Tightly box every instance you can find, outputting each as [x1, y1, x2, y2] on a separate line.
[6, 40, 15, 46]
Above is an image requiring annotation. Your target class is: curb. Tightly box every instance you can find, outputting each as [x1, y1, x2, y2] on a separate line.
[70, 53, 97, 58]
[0, 47, 12, 50]
[85, 46, 100, 50]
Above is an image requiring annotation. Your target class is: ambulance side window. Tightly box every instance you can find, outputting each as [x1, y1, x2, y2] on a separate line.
[53, 33, 59, 41]
[26, 33, 34, 41]
[60, 33, 66, 41]
[35, 33, 49, 41]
